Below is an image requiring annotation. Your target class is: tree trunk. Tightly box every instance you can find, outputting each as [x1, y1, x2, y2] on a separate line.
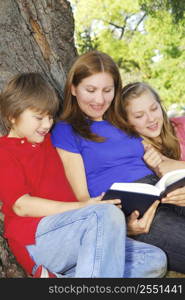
[0, 0, 77, 277]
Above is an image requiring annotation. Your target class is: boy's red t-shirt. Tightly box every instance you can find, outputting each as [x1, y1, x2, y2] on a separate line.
[0, 133, 77, 274]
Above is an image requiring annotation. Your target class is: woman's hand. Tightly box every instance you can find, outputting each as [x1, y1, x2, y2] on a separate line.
[161, 186, 185, 206]
[126, 200, 160, 236]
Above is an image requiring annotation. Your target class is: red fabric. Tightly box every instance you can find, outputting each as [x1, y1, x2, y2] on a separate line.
[171, 117, 185, 160]
[0, 133, 77, 274]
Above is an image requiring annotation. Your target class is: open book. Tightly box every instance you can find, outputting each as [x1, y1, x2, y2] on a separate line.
[102, 169, 185, 217]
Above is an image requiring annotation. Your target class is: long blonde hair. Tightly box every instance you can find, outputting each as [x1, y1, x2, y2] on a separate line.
[121, 82, 181, 159]
[60, 50, 128, 141]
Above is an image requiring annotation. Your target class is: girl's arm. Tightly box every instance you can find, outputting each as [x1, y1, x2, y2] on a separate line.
[13, 193, 121, 217]
[156, 159, 185, 176]
[143, 142, 185, 177]
[56, 147, 91, 201]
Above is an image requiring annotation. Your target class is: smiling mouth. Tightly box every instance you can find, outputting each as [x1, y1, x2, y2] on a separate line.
[90, 105, 104, 111]
[37, 131, 48, 136]
[147, 123, 159, 130]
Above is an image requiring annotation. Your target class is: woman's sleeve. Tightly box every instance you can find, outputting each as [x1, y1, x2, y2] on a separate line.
[0, 149, 30, 214]
[51, 122, 81, 153]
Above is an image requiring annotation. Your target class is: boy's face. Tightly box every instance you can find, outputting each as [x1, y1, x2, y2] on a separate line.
[8, 108, 53, 143]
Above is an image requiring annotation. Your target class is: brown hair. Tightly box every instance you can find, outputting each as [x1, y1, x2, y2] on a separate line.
[60, 50, 127, 141]
[121, 82, 181, 159]
[0, 72, 59, 134]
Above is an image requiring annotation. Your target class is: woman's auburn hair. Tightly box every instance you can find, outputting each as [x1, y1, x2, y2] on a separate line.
[121, 82, 181, 160]
[59, 50, 128, 142]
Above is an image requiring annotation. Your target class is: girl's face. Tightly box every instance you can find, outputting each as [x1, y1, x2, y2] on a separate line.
[8, 108, 53, 143]
[71, 72, 115, 121]
[126, 91, 164, 138]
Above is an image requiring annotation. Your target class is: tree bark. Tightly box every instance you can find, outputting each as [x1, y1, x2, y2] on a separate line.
[0, 0, 77, 277]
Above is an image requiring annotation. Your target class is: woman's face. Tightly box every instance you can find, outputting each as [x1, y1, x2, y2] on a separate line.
[71, 72, 115, 121]
[126, 91, 164, 138]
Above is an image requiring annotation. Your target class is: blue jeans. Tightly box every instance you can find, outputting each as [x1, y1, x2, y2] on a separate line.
[27, 204, 167, 278]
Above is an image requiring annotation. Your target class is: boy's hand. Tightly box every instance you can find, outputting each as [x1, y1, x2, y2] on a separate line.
[86, 193, 122, 208]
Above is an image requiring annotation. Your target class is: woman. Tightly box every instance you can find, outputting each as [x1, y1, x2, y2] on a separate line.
[51, 50, 168, 277]
[121, 81, 185, 273]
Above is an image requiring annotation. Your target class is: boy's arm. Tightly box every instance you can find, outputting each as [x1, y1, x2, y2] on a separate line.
[13, 193, 121, 217]
[13, 194, 85, 217]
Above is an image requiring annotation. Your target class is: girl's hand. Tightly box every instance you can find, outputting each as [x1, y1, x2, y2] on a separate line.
[86, 193, 122, 208]
[126, 200, 160, 236]
[161, 186, 185, 206]
[142, 141, 176, 177]
[142, 142, 163, 170]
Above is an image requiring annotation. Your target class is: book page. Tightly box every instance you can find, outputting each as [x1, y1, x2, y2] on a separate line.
[155, 169, 185, 191]
[110, 182, 160, 196]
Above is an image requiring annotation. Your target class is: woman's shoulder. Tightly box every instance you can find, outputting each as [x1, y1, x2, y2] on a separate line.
[52, 120, 73, 134]
[53, 120, 71, 129]
[51, 120, 79, 150]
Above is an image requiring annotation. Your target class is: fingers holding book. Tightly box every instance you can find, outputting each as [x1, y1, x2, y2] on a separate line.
[101, 198, 122, 208]
[161, 186, 185, 206]
[88, 192, 122, 208]
[126, 200, 160, 236]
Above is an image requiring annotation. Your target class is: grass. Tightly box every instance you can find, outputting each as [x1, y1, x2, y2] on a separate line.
[166, 271, 185, 278]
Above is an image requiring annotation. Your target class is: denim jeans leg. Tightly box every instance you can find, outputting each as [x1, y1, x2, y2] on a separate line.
[124, 237, 167, 278]
[27, 203, 126, 278]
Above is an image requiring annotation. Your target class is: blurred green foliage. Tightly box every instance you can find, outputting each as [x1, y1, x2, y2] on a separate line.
[69, 0, 185, 110]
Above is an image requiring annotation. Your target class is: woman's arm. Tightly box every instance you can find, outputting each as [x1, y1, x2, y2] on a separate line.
[56, 147, 91, 201]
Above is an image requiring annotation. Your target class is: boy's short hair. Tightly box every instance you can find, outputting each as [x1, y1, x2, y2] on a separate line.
[0, 72, 60, 134]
